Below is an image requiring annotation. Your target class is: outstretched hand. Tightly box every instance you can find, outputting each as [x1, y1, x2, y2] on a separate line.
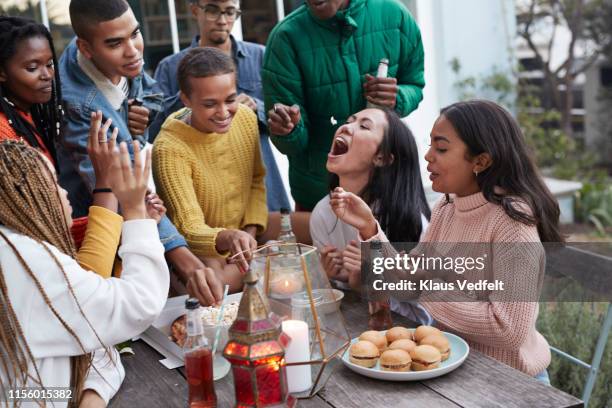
[329, 187, 378, 240]
[107, 140, 150, 220]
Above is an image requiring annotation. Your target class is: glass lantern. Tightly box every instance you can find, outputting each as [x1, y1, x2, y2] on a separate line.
[223, 268, 296, 408]
[230, 243, 351, 398]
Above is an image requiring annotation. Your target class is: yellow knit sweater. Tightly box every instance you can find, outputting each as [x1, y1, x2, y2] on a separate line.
[153, 105, 268, 258]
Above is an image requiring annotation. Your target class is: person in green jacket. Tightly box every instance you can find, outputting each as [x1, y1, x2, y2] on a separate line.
[263, 0, 425, 211]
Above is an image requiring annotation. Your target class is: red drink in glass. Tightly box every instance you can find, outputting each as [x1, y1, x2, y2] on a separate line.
[184, 298, 217, 408]
[185, 348, 216, 407]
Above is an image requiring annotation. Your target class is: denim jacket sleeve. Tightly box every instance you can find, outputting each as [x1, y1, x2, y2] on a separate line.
[157, 214, 187, 252]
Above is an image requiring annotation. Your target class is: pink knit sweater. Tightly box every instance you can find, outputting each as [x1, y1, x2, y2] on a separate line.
[369, 192, 551, 375]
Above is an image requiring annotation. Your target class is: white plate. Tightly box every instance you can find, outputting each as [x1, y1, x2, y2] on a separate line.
[341, 330, 469, 381]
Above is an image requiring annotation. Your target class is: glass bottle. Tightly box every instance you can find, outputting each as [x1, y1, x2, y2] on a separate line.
[366, 58, 390, 109]
[278, 208, 297, 255]
[184, 298, 217, 408]
[366, 241, 393, 330]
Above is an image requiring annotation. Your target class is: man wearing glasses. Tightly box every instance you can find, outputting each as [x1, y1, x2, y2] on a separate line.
[152, 0, 291, 212]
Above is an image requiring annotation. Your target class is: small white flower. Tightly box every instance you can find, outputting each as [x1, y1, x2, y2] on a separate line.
[330, 116, 337, 126]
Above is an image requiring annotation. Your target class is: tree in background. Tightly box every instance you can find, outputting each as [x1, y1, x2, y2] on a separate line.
[516, 0, 611, 138]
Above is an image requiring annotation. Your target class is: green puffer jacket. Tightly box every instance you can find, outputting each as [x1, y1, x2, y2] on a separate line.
[262, 0, 424, 209]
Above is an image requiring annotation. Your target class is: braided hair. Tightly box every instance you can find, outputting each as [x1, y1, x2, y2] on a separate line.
[0, 16, 63, 166]
[0, 141, 115, 407]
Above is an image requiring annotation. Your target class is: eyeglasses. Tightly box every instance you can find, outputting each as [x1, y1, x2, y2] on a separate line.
[196, 4, 242, 22]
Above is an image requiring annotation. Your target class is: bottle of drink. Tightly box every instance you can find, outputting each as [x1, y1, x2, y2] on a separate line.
[366, 58, 389, 109]
[367, 240, 393, 330]
[278, 208, 297, 254]
[184, 298, 217, 408]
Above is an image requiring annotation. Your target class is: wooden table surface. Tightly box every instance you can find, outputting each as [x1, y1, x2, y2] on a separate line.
[110, 293, 583, 408]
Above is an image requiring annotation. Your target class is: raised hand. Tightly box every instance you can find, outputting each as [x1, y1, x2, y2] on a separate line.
[330, 187, 378, 239]
[267, 103, 301, 136]
[87, 111, 118, 189]
[107, 140, 150, 220]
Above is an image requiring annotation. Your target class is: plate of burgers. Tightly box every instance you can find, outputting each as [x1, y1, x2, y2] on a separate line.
[341, 325, 469, 381]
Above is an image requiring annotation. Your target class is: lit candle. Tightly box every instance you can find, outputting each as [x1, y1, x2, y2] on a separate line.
[270, 274, 303, 298]
[281, 320, 311, 393]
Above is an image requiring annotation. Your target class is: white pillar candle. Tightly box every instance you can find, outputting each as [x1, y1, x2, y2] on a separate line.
[282, 320, 312, 393]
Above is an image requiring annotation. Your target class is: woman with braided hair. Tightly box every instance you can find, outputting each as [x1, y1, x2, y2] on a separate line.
[0, 16, 63, 165]
[0, 139, 169, 407]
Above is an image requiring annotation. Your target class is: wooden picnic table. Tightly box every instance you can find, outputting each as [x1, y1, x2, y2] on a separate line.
[110, 293, 583, 408]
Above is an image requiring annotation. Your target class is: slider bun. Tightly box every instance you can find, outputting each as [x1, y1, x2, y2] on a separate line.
[359, 330, 387, 351]
[388, 338, 417, 354]
[419, 334, 450, 361]
[386, 326, 413, 343]
[349, 341, 379, 368]
[414, 325, 442, 343]
[379, 349, 411, 372]
[410, 345, 441, 371]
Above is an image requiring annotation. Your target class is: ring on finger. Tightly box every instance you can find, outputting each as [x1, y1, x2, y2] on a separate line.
[274, 103, 279, 114]
[98, 138, 108, 143]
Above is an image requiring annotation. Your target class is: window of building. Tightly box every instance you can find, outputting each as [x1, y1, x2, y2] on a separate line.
[520, 57, 543, 72]
[130, 0, 199, 74]
[240, 0, 279, 45]
[601, 67, 612, 88]
[46, 0, 74, 58]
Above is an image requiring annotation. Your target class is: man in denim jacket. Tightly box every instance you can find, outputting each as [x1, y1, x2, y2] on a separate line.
[150, 0, 290, 212]
[57, 0, 225, 306]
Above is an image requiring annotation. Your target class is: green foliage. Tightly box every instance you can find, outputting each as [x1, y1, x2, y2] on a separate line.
[516, 93, 598, 180]
[575, 180, 612, 236]
[537, 303, 612, 408]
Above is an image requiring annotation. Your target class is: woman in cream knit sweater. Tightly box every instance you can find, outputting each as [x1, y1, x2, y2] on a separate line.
[330, 100, 563, 380]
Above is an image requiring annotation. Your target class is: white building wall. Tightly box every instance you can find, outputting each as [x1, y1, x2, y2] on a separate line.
[406, 0, 517, 197]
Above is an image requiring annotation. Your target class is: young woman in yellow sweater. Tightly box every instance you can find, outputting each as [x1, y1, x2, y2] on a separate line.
[153, 47, 268, 291]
